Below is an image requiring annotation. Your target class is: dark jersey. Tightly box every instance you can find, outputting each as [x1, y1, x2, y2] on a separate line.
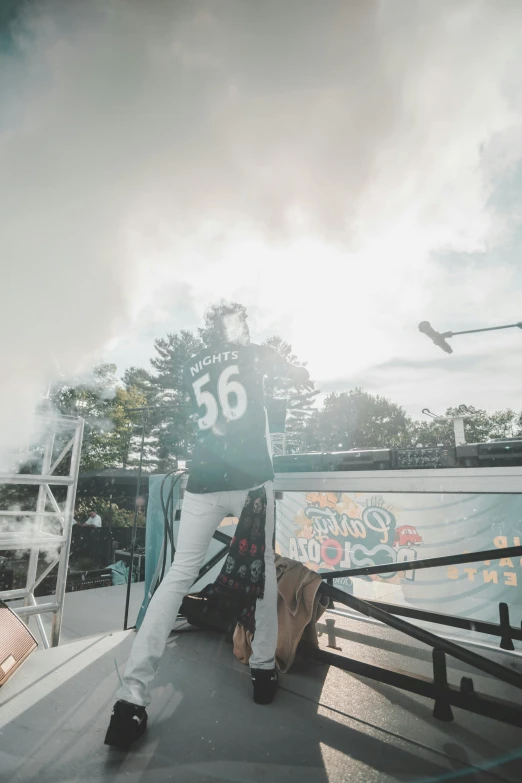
[183, 343, 291, 494]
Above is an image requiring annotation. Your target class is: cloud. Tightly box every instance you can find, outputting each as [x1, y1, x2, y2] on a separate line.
[321, 339, 522, 416]
[1, 0, 522, 463]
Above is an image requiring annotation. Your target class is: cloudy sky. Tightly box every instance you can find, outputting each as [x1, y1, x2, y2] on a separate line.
[1, 0, 522, 456]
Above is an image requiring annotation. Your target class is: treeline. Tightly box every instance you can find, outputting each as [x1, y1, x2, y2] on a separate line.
[50, 307, 522, 472]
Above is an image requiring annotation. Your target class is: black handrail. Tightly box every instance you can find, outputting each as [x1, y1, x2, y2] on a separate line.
[320, 583, 522, 691]
[304, 643, 522, 728]
[350, 599, 522, 644]
[124, 416, 147, 631]
[325, 544, 522, 580]
[212, 529, 233, 546]
[192, 543, 230, 584]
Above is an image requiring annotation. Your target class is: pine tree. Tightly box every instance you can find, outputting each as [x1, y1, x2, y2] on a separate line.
[120, 367, 160, 468]
[262, 336, 319, 452]
[122, 367, 156, 403]
[146, 330, 204, 471]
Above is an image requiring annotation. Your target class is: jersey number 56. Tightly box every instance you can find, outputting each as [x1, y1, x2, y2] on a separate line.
[192, 365, 248, 430]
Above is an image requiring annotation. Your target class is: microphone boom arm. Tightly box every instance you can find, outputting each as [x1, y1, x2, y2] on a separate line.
[419, 320, 522, 353]
[441, 322, 522, 338]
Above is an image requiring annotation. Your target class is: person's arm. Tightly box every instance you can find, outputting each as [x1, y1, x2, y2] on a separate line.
[258, 345, 313, 390]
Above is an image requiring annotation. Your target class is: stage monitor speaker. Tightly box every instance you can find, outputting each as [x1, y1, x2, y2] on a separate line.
[0, 600, 38, 687]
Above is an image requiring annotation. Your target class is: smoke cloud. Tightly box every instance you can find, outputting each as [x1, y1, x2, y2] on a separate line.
[1, 0, 522, 460]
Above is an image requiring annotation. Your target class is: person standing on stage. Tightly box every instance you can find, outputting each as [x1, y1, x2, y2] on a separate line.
[105, 303, 312, 749]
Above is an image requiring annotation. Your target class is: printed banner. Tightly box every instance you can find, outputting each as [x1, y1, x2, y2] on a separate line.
[275, 491, 522, 623]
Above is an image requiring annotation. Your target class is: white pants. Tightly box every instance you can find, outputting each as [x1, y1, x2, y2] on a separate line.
[117, 481, 277, 707]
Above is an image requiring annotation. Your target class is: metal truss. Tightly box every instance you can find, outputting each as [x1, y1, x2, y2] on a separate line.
[0, 415, 84, 648]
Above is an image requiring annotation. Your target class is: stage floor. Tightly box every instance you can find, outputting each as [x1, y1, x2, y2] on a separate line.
[8, 581, 146, 644]
[1, 587, 521, 783]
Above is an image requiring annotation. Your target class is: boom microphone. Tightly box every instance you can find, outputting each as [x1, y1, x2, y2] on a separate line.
[418, 321, 453, 354]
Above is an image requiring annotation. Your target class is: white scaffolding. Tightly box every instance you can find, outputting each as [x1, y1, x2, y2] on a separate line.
[270, 432, 287, 456]
[271, 432, 306, 456]
[0, 415, 84, 648]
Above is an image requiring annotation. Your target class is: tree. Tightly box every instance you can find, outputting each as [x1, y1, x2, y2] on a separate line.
[121, 367, 160, 469]
[409, 406, 522, 447]
[111, 385, 149, 469]
[303, 389, 411, 452]
[146, 330, 204, 471]
[262, 335, 319, 452]
[120, 332, 205, 472]
[122, 367, 156, 403]
[51, 364, 146, 470]
[52, 363, 118, 470]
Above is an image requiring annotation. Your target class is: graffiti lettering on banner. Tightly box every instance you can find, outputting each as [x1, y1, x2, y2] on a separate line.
[288, 492, 422, 582]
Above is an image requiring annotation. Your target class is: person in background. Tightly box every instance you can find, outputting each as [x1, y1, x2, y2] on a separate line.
[85, 510, 102, 528]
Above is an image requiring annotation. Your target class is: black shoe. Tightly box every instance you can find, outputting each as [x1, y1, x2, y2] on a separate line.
[104, 700, 148, 749]
[251, 668, 279, 705]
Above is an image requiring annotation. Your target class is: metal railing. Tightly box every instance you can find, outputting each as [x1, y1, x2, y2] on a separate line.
[313, 544, 522, 727]
[321, 544, 522, 650]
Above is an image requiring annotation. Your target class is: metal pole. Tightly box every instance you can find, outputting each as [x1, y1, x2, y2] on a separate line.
[108, 491, 113, 536]
[27, 594, 50, 649]
[444, 322, 522, 338]
[50, 417, 84, 647]
[32, 556, 60, 591]
[24, 428, 54, 622]
[328, 543, 522, 581]
[108, 490, 113, 563]
[124, 412, 146, 631]
[453, 417, 466, 446]
[15, 602, 60, 617]
[0, 474, 74, 485]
